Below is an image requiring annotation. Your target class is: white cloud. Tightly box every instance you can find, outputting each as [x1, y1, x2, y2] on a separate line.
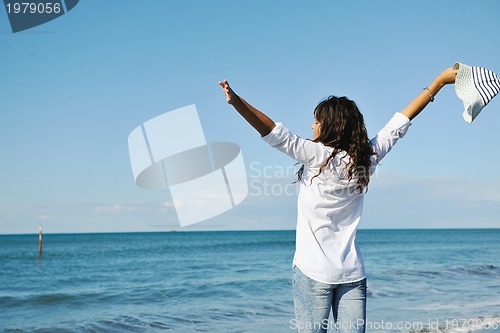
[364, 171, 500, 229]
[0, 202, 179, 234]
[1, 172, 498, 234]
[39, 214, 55, 221]
[93, 203, 137, 214]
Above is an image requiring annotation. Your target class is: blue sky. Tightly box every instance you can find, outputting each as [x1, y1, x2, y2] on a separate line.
[1, 0, 499, 234]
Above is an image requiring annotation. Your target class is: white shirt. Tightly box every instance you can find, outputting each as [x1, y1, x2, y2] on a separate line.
[262, 112, 412, 284]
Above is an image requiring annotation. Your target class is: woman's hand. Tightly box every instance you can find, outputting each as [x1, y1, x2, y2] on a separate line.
[436, 68, 458, 86]
[219, 80, 237, 104]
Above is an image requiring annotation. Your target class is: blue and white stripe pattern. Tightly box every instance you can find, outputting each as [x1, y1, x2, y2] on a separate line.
[472, 66, 500, 106]
[455, 62, 500, 123]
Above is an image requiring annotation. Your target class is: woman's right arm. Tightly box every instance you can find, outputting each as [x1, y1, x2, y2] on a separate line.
[219, 80, 325, 165]
[400, 68, 457, 120]
[371, 67, 458, 163]
[219, 80, 276, 137]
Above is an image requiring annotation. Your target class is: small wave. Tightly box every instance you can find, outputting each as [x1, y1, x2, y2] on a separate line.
[31, 293, 78, 305]
[392, 264, 499, 279]
[21, 316, 174, 333]
[1, 293, 79, 308]
[367, 290, 394, 298]
[85, 315, 177, 332]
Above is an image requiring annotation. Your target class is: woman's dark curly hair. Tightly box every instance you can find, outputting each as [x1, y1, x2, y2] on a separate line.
[296, 96, 375, 193]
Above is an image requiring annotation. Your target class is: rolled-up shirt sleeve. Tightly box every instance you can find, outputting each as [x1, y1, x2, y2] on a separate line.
[263, 113, 411, 167]
[370, 112, 412, 163]
[262, 122, 329, 166]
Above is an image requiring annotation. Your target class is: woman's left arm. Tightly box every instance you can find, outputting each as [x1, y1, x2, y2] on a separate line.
[400, 68, 458, 120]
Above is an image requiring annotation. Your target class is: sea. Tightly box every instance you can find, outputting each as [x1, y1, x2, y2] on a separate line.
[0, 229, 499, 333]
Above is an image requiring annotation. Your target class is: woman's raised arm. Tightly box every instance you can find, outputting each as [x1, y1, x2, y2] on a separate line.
[400, 68, 458, 120]
[219, 80, 276, 136]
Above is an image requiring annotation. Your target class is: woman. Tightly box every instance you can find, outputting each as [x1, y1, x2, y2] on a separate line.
[219, 67, 457, 333]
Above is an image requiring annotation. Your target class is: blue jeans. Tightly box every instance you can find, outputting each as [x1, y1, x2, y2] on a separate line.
[292, 266, 367, 333]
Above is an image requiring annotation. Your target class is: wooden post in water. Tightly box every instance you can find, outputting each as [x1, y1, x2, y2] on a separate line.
[39, 226, 43, 256]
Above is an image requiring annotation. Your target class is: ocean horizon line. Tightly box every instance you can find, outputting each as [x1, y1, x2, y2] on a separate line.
[1, 226, 499, 236]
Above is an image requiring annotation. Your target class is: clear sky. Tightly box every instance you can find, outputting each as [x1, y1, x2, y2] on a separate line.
[1, 0, 499, 234]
